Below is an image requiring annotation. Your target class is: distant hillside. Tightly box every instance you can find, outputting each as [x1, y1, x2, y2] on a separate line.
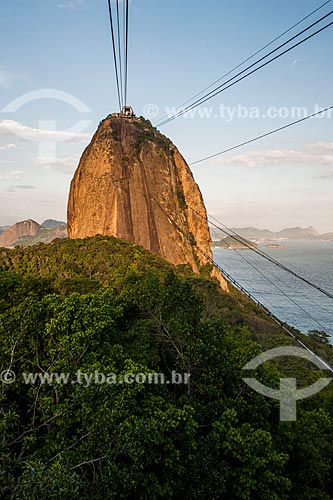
[229, 227, 273, 239]
[15, 224, 67, 246]
[0, 220, 67, 248]
[41, 219, 66, 228]
[0, 220, 40, 247]
[230, 225, 322, 241]
[320, 232, 333, 241]
[275, 226, 319, 239]
[212, 235, 258, 249]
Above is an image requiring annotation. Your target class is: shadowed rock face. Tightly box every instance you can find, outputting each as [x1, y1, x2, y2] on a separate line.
[67, 115, 227, 289]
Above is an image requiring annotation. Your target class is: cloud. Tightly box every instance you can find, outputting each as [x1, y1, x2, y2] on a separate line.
[7, 185, 37, 192]
[0, 70, 14, 89]
[0, 69, 26, 89]
[308, 142, 333, 152]
[0, 143, 17, 151]
[59, 0, 85, 8]
[316, 170, 333, 180]
[214, 142, 333, 168]
[0, 120, 90, 143]
[0, 170, 25, 182]
[36, 155, 79, 174]
[58, 0, 131, 7]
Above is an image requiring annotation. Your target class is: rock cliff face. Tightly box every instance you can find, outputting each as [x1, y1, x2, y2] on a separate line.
[0, 220, 68, 248]
[0, 220, 40, 248]
[67, 115, 227, 289]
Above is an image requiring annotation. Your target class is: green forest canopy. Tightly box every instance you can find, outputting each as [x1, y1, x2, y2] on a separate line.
[0, 235, 333, 499]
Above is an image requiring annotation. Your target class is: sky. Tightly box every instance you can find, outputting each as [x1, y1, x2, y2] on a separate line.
[0, 0, 332, 232]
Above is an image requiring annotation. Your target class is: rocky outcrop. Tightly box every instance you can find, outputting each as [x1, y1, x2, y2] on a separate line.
[67, 115, 227, 289]
[15, 225, 68, 246]
[212, 236, 258, 249]
[0, 220, 40, 248]
[0, 226, 10, 235]
[0, 220, 68, 248]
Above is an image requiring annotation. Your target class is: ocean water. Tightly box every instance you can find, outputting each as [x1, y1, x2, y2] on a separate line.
[213, 240, 333, 337]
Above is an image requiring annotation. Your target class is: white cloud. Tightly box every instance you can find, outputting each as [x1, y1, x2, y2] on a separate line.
[36, 155, 79, 174]
[0, 143, 17, 151]
[0, 170, 25, 182]
[58, 0, 131, 8]
[59, 0, 85, 8]
[0, 69, 26, 89]
[214, 142, 333, 168]
[0, 120, 90, 143]
[0, 70, 14, 89]
[308, 142, 333, 152]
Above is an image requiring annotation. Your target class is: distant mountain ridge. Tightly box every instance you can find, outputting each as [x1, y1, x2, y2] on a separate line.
[1, 220, 332, 249]
[0, 219, 67, 248]
[225, 226, 333, 241]
[320, 232, 333, 241]
[212, 235, 258, 249]
[41, 219, 66, 229]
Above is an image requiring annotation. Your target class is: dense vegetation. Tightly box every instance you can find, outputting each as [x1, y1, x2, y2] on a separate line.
[0, 236, 333, 499]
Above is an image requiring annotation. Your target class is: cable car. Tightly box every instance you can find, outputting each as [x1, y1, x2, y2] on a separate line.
[121, 106, 135, 118]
